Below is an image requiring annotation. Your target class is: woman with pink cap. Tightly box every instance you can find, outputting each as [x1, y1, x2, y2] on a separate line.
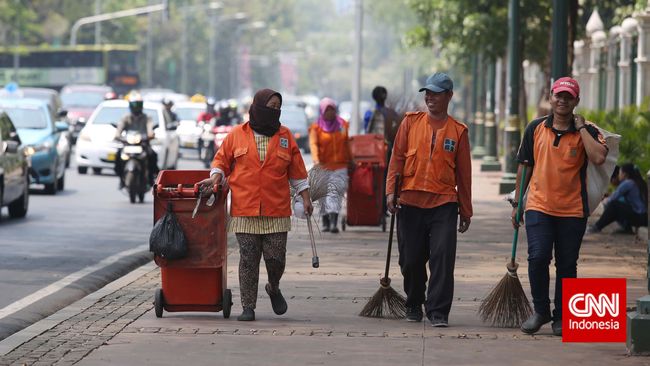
[308, 98, 353, 233]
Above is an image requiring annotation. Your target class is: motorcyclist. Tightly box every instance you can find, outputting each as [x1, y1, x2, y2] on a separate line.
[197, 98, 219, 124]
[215, 100, 231, 126]
[162, 98, 179, 127]
[114, 93, 158, 188]
[227, 99, 243, 125]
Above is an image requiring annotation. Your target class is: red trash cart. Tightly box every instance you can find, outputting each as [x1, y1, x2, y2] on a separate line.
[342, 134, 388, 232]
[152, 170, 232, 318]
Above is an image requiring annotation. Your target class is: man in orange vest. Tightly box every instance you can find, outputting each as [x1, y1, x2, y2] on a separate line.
[386, 72, 472, 327]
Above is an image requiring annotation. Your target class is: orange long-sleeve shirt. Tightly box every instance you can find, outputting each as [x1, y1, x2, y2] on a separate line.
[386, 112, 473, 218]
[309, 121, 352, 171]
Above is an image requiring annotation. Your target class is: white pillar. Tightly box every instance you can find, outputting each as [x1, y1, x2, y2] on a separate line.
[589, 31, 606, 109]
[606, 26, 621, 110]
[635, 9, 650, 107]
[573, 40, 585, 84]
[620, 17, 639, 108]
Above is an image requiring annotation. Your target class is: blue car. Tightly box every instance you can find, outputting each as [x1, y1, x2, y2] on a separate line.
[0, 99, 69, 194]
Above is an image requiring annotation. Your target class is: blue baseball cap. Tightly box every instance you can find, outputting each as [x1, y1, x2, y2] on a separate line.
[419, 72, 453, 93]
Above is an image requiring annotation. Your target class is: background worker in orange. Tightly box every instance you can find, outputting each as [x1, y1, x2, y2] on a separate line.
[514, 77, 607, 336]
[386, 72, 472, 327]
[198, 89, 313, 322]
[309, 98, 352, 233]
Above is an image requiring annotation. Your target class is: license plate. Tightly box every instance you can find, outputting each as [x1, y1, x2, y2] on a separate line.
[183, 141, 196, 148]
[123, 145, 143, 154]
[106, 152, 116, 161]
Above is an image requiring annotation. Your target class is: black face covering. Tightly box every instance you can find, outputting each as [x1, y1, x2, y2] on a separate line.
[249, 89, 282, 137]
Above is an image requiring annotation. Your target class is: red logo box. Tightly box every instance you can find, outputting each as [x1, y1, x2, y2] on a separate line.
[563, 278, 626, 342]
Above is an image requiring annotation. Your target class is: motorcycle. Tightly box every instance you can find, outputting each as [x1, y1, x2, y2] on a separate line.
[201, 124, 233, 168]
[118, 131, 150, 204]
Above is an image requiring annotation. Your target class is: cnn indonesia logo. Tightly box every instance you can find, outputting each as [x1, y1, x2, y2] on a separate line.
[563, 278, 626, 343]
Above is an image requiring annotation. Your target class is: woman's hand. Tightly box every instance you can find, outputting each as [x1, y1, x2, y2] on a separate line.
[299, 189, 314, 216]
[198, 173, 222, 196]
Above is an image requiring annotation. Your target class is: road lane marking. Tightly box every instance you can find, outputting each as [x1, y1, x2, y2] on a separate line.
[0, 244, 148, 321]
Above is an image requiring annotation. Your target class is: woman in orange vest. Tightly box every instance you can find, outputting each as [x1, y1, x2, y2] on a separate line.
[198, 89, 313, 322]
[309, 98, 352, 233]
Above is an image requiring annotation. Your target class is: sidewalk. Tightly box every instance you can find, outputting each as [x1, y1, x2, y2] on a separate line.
[1, 161, 649, 366]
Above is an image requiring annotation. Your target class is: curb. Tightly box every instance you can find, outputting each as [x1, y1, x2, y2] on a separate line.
[0, 261, 157, 356]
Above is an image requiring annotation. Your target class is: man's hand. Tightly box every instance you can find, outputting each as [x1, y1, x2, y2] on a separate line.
[387, 193, 400, 214]
[511, 206, 524, 229]
[458, 216, 471, 233]
[198, 173, 221, 196]
[574, 114, 586, 130]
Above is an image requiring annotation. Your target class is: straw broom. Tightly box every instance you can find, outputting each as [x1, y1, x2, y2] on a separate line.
[359, 174, 405, 318]
[478, 165, 533, 327]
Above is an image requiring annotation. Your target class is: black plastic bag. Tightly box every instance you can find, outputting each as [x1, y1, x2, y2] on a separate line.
[150, 203, 188, 260]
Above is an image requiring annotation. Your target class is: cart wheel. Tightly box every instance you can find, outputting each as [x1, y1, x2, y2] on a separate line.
[222, 289, 232, 318]
[341, 216, 346, 231]
[381, 216, 387, 232]
[155, 288, 164, 318]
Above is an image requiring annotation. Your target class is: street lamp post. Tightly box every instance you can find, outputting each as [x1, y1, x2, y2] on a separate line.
[499, 0, 521, 194]
[69, 3, 167, 46]
[350, 0, 363, 136]
[470, 54, 478, 147]
[179, 2, 221, 95]
[208, 11, 246, 98]
[551, 0, 569, 80]
[472, 54, 487, 158]
[481, 60, 502, 171]
[230, 21, 266, 99]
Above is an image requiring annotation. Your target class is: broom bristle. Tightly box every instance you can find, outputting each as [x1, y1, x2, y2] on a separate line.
[478, 272, 533, 328]
[359, 285, 406, 318]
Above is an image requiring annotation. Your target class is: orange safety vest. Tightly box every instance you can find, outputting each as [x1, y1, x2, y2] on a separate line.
[211, 122, 307, 217]
[401, 112, 467, 195]
[309, 121, 352, 170]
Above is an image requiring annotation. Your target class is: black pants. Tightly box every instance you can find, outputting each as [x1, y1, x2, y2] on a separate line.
[594, 200, 647, 231]
[397, 203, 458, 319]
[525, 210, 586, 320]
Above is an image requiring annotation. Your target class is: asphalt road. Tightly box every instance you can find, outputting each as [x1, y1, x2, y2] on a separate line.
[0, 146, 313, 341]
[0, 147, 204, 341]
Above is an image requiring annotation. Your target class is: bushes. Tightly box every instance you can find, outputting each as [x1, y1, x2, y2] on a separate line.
[583, 104, 650, 175]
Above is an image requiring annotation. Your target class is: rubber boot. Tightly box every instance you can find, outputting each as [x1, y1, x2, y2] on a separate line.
[330, 213, 339, 234]
[322, 215, 331, 232]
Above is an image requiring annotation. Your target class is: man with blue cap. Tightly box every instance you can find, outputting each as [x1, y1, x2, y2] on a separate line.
[385, 72, 473, 327]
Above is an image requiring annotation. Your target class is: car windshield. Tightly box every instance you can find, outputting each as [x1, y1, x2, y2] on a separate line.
[61, 91, 106, 108]
[92, 107, 159, 127]
[175, 107, 203, 121]
[4, 106, 49, 129]
[281, 108, 308, 131]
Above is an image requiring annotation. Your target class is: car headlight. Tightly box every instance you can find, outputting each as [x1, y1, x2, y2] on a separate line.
[121, 153, 130, 161]
[25, 141, 53, 156]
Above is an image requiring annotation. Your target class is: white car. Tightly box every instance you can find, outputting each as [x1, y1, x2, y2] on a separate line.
[75, 100, 180, 174]
[172, 101, 205, 149]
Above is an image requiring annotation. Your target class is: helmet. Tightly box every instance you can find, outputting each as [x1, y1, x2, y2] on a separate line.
[161, 97, 174, 107]
[128, 93, 144, 115]
[206, 98, 216, 113]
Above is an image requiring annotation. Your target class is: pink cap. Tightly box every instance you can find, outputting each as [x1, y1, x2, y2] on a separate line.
[552, 77, 580, 98]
